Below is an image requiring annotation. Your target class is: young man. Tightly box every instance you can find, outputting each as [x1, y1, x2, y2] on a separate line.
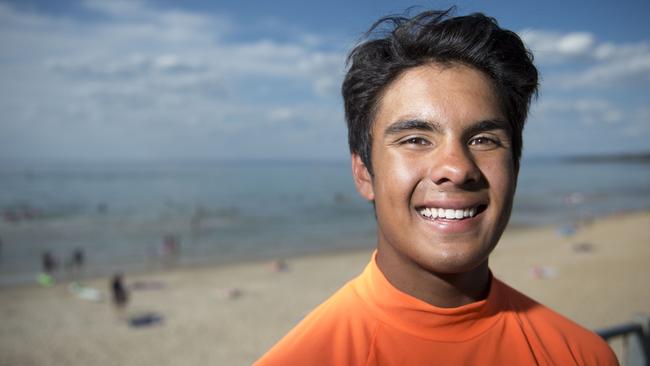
[256, 9, 617, 365]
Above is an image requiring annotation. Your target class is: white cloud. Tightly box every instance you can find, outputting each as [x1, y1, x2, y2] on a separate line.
[82, 0, 148, 17]
[556, 33, 594, 55]
[48, 53, 208, 78]
[520, 29, 650, 91]
[593, 42, 650, 61]
[0, 1, 348, 161]
[519, 30, 595, 61]
[532, 98, 624, 126]
[621, 106, 650, 137]
[269, 107, 296, 122]
[559, 52, 650, 88]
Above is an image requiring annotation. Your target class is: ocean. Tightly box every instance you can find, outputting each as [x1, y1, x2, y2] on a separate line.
[0, 158, 649, 286]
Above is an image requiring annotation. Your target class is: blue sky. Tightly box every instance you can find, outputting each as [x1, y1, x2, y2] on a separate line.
[1, 0, 648, 162]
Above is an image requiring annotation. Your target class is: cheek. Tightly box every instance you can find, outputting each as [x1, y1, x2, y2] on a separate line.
[375, 153, 424, 202]
[484, 157, 516, 203]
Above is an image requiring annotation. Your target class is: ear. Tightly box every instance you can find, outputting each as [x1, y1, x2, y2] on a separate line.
[351, 154, 375, 201]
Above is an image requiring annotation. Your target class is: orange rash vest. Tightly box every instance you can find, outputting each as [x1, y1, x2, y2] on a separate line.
[256, 253, 618, 365]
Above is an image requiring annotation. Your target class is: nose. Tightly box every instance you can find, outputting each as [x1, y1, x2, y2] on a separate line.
[429, 142, 482, 187]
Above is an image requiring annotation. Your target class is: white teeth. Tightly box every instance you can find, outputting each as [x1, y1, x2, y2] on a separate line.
[418, 206, 480, 220]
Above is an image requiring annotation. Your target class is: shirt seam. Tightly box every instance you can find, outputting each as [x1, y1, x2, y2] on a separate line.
[364, 323, 381, 366]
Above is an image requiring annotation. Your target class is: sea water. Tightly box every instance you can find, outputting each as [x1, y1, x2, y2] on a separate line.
[0, 158, 648, 286]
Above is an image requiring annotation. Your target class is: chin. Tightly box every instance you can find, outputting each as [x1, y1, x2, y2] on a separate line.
[417, 243, 494, 275]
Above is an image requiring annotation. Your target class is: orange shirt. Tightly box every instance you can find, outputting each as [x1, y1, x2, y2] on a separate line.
[256, 253, 618, 365]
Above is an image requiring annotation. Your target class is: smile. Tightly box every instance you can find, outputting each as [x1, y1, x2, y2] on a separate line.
[416, 205, 484, 220]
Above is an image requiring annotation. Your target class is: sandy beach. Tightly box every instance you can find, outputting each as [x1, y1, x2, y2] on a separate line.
[1, 210, 648, 365]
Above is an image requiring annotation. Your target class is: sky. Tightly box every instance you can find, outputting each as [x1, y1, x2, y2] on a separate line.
[1, 0, 649, 162]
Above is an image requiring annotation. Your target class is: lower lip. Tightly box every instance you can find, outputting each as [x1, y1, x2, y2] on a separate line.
[416, 211, 482, 233]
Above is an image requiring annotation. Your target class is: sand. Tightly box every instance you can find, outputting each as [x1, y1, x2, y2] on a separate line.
[1, 210, 648, 366]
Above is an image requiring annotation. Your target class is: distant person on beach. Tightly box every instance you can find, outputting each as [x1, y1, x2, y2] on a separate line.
[160, 234, 180, 267]
[66, 247, 85, 278]
[42, 251, 57, 274]
[73, 247, 84, 268]
[256, 8, 617, 365]
[111, 273, 129, 310]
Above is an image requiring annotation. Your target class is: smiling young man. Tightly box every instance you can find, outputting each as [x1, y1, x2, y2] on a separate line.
[255, 9, 617, 366]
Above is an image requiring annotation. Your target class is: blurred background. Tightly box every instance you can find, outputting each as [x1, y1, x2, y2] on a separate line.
[0, 0, 648, 365]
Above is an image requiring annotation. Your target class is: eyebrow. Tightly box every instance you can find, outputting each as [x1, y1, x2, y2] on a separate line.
[384, 119, 442, 135]
[383, 118, 510, 136]
[465, 119, 511, 137]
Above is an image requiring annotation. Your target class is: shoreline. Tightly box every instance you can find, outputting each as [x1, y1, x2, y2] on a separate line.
[1, 207, 647, 291]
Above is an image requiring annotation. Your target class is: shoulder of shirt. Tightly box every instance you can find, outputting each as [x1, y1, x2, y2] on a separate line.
[254, 279, 380, 366]
[495, 278, 619, 365]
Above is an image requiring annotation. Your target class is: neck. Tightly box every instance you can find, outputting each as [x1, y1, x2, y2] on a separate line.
[375, 243, 491, 308]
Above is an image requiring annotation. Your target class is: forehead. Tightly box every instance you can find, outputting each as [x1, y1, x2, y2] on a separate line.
[374, 63, 504, 132]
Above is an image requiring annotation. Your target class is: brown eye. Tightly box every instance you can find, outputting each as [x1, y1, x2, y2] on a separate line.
[469, 136, 501, 150]
[470, 137, 493, 145]
[402, 137, 430, 145]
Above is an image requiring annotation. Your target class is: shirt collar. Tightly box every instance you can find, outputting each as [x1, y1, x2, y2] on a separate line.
[352, 251, 505, 341]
